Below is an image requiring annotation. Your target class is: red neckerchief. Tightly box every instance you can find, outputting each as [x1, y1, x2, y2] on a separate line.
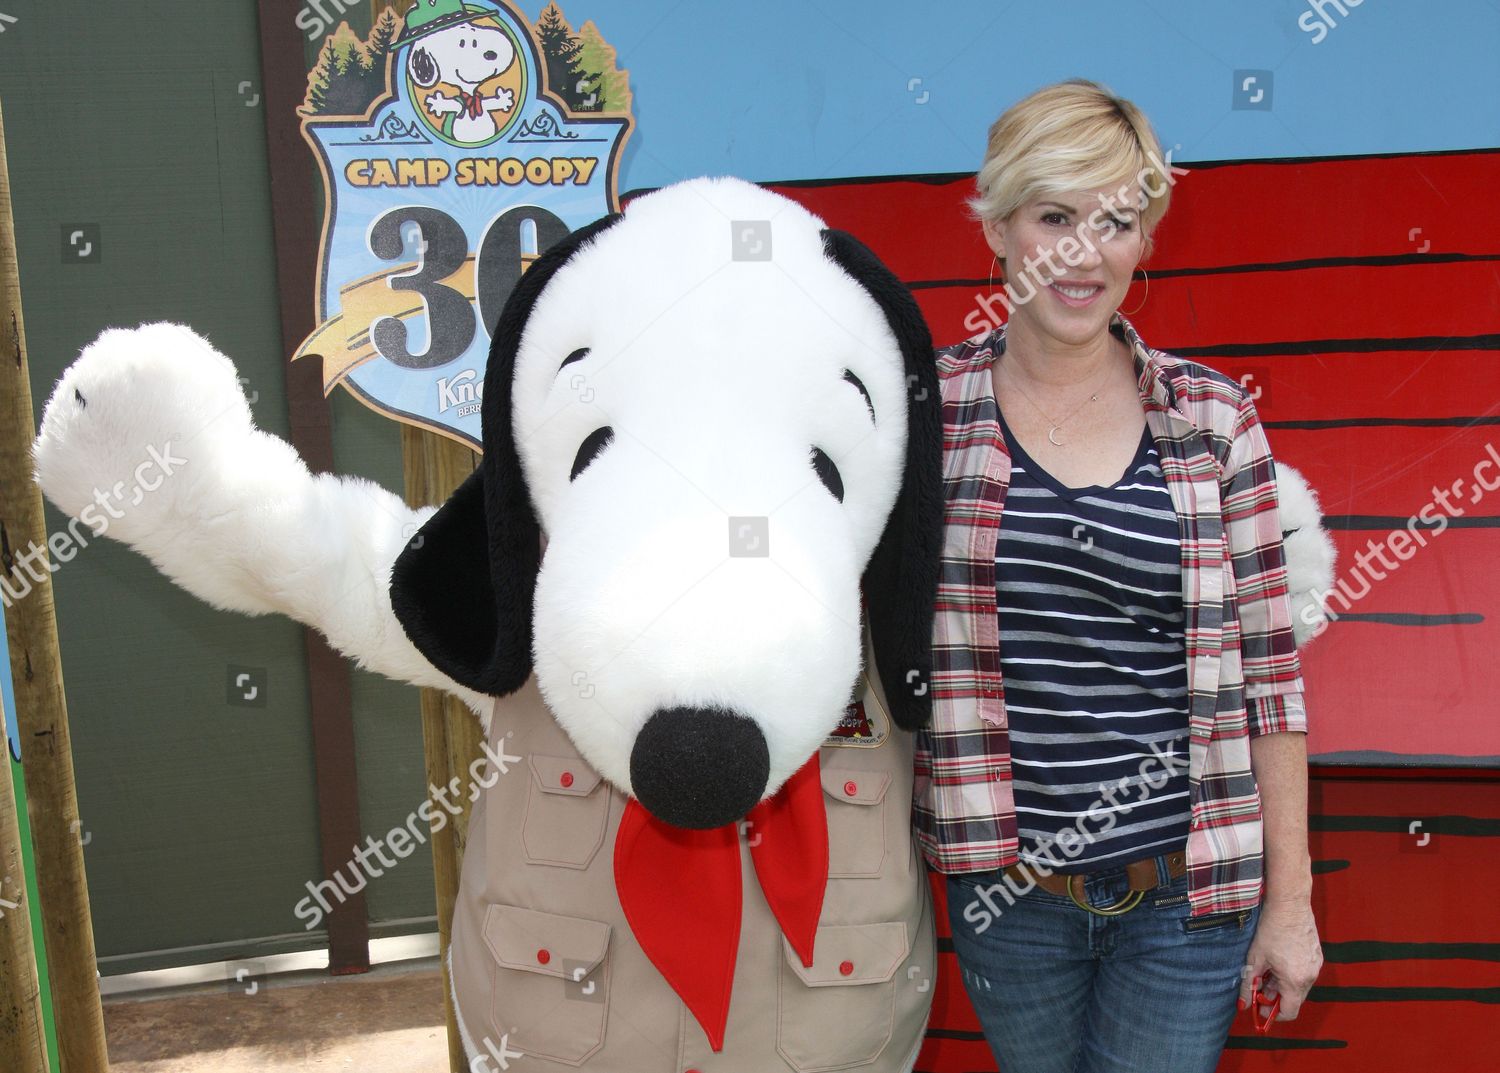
[613, 754, 827, 1051]
[458, 88, 484, 118]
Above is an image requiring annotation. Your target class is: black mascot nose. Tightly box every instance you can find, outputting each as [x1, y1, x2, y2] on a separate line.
[629, 708, 770, 830]
[484, 49, 499, 60]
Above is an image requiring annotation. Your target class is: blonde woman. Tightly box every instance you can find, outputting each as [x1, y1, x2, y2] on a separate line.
[918, 80, 1323, 1072]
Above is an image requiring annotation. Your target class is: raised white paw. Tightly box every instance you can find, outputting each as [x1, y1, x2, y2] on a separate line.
[33, 322, 281, 545]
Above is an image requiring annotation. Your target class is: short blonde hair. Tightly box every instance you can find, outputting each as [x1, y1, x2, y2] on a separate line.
[969, 79, 1173, 255]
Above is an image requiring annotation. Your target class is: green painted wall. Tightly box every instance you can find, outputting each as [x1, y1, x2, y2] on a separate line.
[1, 2, 437, 973]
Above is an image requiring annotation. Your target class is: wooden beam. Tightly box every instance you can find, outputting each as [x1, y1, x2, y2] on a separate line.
[254, 0, 369, 975]
[0, 99, 110, 1072]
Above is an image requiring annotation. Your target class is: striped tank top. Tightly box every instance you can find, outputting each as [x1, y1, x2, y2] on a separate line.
[995, 407, 1192, 873]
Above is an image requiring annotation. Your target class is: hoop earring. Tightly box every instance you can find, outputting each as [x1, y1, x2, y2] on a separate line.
[1120, 268, 1149, 316]
[988, 253, 1003, 294]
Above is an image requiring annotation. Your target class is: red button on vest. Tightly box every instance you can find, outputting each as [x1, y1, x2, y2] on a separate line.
[537, 948, 551, 965]
[843, 780, 858, 797]
[839, 960, 854, 976]
[560, 771, 574, 788]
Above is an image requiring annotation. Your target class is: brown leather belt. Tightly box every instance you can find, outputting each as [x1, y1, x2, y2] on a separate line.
[1000, 850, 1187, 916]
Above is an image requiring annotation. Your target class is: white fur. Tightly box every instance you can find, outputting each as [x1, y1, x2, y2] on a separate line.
[516, 177, 908, 797]
[1275, 462, 1337, 647]
[32, 322, 493, 721]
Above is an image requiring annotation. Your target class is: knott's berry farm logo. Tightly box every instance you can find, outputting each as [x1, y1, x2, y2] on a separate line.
[294, 0, 632, 447]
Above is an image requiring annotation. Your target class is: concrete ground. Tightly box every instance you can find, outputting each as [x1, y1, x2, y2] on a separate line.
[104, 961, 452, 1072]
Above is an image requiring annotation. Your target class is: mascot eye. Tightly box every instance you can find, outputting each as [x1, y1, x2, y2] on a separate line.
[810, 447, 844, 502]
[571, 426, 614, 481]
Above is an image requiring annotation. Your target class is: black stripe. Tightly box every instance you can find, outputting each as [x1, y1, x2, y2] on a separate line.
[1325, 514, 1500, 530]
[1311, 858, 1350, 875]
[1322, 940, 1500, 963]
[1131, 251, 1500, 276]
[911, 251, 1500, 292]
[1170, 334, 1500, 358]
[1309, 750, 1500, 767]
[1309, 985, 1500, 1003]
[1309, 815, 1500, 835]
[919, 1028, 988, 1041]
[1319, 612, 1486, 627]
[1225, 1036, 1349, 1050]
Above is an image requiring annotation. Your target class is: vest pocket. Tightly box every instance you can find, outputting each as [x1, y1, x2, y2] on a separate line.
[821, 765, 890, 878]
[484, 903, 611, 1065]
[776, 920, 908, 1072]
[521, 753, 611, 869]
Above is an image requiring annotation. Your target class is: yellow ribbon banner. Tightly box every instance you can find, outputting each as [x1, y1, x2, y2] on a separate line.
[293, 257, 478, 394]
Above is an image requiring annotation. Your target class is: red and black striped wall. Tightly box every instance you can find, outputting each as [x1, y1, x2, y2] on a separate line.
[751, 153, 1500, 1069]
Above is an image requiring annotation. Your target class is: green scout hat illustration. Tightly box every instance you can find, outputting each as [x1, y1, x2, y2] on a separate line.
[394, 0, 495, 46]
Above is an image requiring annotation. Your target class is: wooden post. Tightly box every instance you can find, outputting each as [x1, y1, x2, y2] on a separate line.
[0, 101, 111, 1072]
[255, 0, 371, 975]
[0, 732, 49, 1072]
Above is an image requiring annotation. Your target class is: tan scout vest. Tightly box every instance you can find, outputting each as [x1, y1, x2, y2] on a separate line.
[449, 623, 936, 1072]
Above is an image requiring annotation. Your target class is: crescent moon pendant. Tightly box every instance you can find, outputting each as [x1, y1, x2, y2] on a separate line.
[1048, 426, 1064, 446]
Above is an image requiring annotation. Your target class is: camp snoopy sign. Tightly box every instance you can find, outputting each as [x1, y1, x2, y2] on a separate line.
[295, 0, 632, 447]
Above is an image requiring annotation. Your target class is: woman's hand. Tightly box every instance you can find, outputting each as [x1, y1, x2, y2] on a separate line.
[1244, 732, 1320, 1022]
[1238, 895, 1324, 1021]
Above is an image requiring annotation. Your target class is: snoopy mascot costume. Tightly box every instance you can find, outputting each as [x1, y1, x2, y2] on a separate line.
[35, 177, 950, 1072]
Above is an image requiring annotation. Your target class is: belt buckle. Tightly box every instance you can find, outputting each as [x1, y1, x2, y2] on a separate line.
[1066, 873, 1144, 916]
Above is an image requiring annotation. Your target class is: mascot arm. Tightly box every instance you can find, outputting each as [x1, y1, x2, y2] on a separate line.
[32, 322, 492, 718]
[1274, 462, 1338, 649]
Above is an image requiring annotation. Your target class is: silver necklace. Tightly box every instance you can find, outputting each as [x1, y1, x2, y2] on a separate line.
[999, 354, 1113, 446]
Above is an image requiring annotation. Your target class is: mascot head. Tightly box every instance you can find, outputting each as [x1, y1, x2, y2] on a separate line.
[391, 177, 941, 830]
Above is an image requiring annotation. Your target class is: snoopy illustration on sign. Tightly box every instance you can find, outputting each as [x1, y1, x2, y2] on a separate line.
[396, 0, 521, 145]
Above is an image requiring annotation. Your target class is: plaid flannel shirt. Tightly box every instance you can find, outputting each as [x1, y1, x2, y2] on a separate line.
[914, 312, 1307, 918]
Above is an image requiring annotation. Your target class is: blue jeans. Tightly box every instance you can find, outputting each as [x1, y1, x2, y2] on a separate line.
[946, 853, 1259, 1073]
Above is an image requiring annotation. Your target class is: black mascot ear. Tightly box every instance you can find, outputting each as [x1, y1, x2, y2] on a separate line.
[390, 212, 625, 696]
[821, 228, 942, 731]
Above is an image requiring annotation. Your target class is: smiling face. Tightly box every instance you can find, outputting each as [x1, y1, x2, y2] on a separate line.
[505, 179, 910, 827]
[415, 21, 516, 89]
[983, 180, 1147, 348]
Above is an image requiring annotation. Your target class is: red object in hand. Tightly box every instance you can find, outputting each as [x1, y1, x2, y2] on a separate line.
[1251, 980, 1282, 1033]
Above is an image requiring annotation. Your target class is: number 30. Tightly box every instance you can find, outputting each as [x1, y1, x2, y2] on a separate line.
[367, 204, 571, 369]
